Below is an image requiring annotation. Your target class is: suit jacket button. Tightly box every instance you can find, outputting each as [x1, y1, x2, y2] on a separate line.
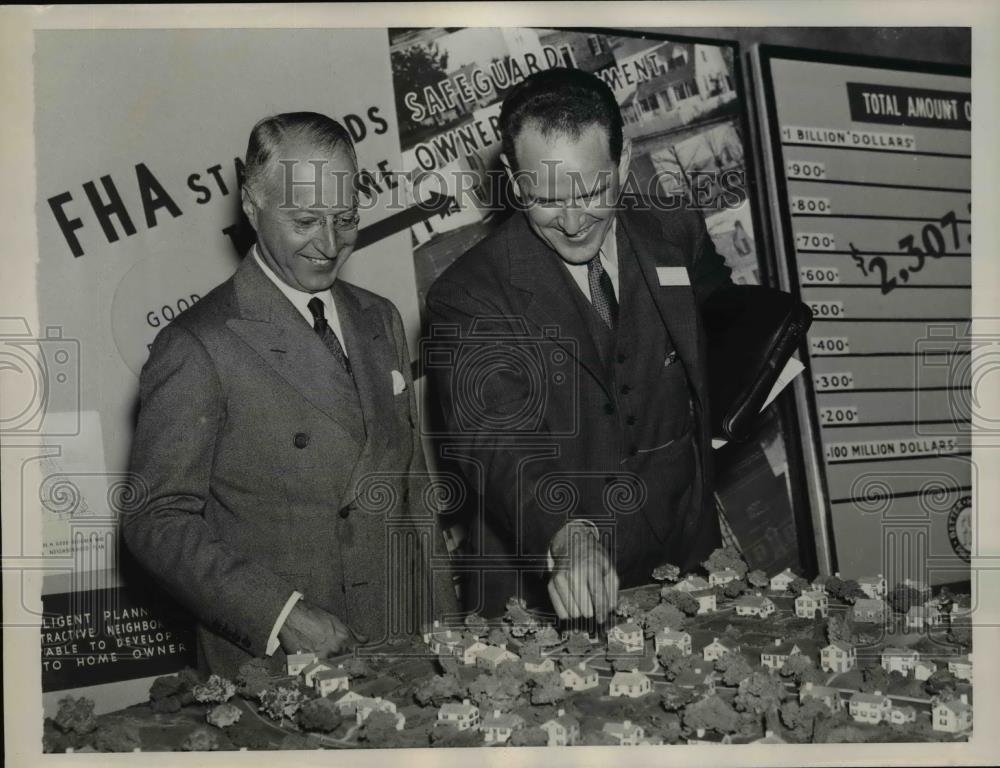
[294, 432, 310, 449]
[339, 506, 351, 519]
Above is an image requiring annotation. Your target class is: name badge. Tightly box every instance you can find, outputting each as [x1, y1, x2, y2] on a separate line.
[656, 267, 690, 286]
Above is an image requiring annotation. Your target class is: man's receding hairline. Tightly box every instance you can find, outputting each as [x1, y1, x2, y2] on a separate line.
[510, 119, 618, 165]
[253, 137, 358, 201]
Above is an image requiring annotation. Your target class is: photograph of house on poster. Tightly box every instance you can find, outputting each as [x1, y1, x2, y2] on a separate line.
[389, 27, 763, 307]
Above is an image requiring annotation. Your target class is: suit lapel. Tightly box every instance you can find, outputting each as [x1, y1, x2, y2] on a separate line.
[505, 214, 613, 398]
[619, 206, 706, 411]
[334, 281, 395, 466]
[226, 256, 366, 444]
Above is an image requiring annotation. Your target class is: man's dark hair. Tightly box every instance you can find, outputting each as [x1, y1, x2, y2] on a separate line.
[499, 67, 624, 169]
[243, 111, 356, 202]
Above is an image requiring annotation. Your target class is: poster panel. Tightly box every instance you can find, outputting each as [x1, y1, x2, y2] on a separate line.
[756, 45, 972, 586]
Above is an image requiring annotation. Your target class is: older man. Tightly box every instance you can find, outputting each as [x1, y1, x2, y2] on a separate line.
[426, 69, 733, 622]
[123, 112, 456, 678]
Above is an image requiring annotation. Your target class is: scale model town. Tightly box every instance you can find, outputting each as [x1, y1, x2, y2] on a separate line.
[44, 547, 973, 751]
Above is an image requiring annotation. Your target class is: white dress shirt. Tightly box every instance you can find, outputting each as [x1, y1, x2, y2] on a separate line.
[559, 218, 620, 302]
[253, 245, 349, 357]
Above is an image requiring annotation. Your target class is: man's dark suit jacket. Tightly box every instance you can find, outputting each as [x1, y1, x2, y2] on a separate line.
[123, 255, 457, 679]
[425, 200, 732, 617]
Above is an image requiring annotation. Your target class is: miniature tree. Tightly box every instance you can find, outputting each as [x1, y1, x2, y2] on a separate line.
[823, 575, 845, 599]
[563, 630, 593, 657]
[924, 669, 959, 698]
[787, 576, 811, 597]
[660, 684, 697, 713]
[859, 664, 889, 694]
[53, 696, 98, 735]
[657, 646, 701, 682]
[343, 656, 372, 679]
[778, 654, 815, 684]
[723, 580, 748, 599]
[510, 726, 548, 746]
[702, 545, 748, 579]
[519, 638, 543, 660]
[496, 659, 529, 686]
[149, 672, 197, 714]
[535, 625, 561, 647]
[506, 596, 528, 611]
[747, 570, 769, 590]
[360, 710, 401, 742]
[714, 653, 754, 687]
[206, 702, 242, 728]
[838, 580, 867, 603]
[487, 627, 508, 646]
[193, 674, 236, 704]
[660, 590, 700, 617]
[615, 594, 641, 620]
[181, 727, 220, 751]
[886, 583, 924, 614]
[683, 693, 741, 735]
[826, 614, 852, 644]
[477, 674, 522, 709]
[258, 686, 304, 724]
[733, 671, 787, 727]
[235, 658, 273, 699]
[652, 563, 681, 582]
[92, 722, 140, 752]
[642, 602, 686, 635]
[464, 613, 489, 637]
[799, 665, 828, 686]
[656, 645, 687, 680]
[779, 698, 830, 742]
[529, 670, 567, 705]
[414, 674, 463, 707]
[297, 697, 342, 733]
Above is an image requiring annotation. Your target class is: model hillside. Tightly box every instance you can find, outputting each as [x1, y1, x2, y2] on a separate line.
[44, 548, 972, 751]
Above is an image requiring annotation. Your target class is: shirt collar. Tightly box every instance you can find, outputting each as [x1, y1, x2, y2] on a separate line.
[253, 244, 332, 315]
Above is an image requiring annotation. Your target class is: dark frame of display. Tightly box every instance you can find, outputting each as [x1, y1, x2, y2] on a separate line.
[754, 42, 971, 579]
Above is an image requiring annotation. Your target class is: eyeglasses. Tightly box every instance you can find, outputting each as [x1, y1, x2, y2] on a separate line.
[288, 209, 361, 233]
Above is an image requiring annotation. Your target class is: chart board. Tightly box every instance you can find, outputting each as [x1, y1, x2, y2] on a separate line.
[754, 46, 972, 585]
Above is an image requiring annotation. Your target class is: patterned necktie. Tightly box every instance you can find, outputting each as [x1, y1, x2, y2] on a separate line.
[587, 251, 618, 329]
[307, 296, 353, 378]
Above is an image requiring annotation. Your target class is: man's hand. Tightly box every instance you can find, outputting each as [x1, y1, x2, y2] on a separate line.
[547, 520, 619, 622]
[277, 602, 367, 657]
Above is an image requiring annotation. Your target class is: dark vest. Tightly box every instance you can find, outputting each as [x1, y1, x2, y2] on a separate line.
[561, 231, 697, 585]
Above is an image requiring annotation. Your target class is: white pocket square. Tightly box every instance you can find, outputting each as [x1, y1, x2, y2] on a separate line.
[391, 369, 407, 395]
[656, 266, 690, 286]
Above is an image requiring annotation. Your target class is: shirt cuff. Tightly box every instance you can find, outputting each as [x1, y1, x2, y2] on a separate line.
[546, 519, 600, 572]
[265, 590, 303, 656]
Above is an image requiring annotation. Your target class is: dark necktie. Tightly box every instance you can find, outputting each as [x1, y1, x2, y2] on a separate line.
[307, 296, 353, 377]
[587, 251, 618, 329]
